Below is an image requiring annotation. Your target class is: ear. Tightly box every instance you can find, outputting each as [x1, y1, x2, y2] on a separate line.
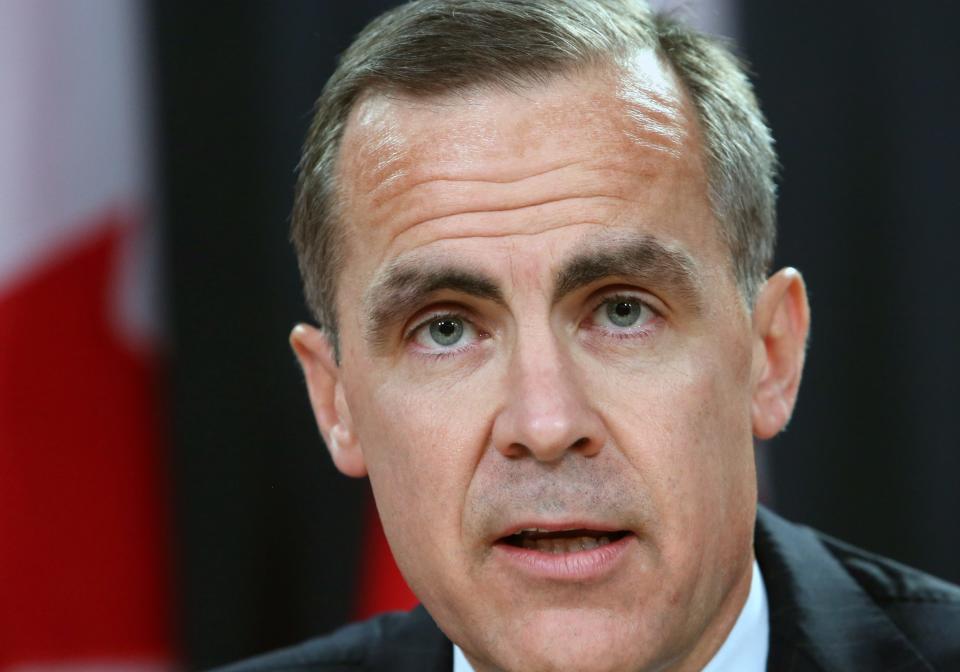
[290, 324, 367, 477]
[750, 268, 810, 440]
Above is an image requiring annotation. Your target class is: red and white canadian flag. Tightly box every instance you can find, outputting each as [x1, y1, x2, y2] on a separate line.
[0, 1, 174, 670]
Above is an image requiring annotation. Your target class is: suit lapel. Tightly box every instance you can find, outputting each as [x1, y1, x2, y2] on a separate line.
[756, 507, 933, 672]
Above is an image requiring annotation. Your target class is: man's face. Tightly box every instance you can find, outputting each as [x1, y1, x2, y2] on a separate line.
[331, 52, 761, 672]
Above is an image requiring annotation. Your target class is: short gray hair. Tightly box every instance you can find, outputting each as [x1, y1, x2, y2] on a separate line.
[292, 0, 777, 355]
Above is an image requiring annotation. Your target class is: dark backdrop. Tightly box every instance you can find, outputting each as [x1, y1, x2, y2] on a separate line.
[150, 2, 960, 669]
[150, 3, 396, 668]
[743, 0, 960, 584]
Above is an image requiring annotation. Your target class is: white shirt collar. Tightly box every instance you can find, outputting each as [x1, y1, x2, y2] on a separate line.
[453, 559, 768, 672]
[701, 559, 769, 672]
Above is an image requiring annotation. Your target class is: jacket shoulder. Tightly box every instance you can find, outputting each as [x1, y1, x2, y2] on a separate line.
[208, 606, 451, 672]
[209, 619, 373, 672]
[821, 533, 960, 663]
[757, 506, 960, 670]
[208, 611, 400, 671]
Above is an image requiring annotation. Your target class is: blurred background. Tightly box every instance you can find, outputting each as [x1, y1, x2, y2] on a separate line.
[1, 0, 957, 670]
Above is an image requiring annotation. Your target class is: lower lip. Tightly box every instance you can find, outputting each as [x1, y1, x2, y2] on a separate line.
[492, 534, 634, 582]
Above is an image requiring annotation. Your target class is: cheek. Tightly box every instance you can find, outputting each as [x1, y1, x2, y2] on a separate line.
[593, 351, 757, 608]
[591, 340, 755, 522]
[348, 367, 507, 612]
[345, 367, 499, 540]
[357, 385, 453, 494]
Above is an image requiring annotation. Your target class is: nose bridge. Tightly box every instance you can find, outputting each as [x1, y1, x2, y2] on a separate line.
[492, 322, 604, 461]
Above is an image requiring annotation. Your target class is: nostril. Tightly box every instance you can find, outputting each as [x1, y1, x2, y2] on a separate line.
[504, 442, 527, 459]
[570, 437, 590, 451]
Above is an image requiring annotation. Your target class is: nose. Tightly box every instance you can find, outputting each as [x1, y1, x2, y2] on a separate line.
[491, 335, 606, 462]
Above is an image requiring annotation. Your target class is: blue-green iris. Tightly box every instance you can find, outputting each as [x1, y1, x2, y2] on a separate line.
[607, 300, 642, 327]
[429, 318, 464, 346]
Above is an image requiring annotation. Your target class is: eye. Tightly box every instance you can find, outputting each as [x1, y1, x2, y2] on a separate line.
[590, 294, 657, 332]
[411, 314, 480, 352]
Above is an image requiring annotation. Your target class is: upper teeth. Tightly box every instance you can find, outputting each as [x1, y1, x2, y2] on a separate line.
[517, 535, 612, 553]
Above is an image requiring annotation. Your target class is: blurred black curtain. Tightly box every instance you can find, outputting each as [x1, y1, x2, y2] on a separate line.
[743, 0, 960, 585]
[150, 1, 960, 670]
[150, 2, 401, 670]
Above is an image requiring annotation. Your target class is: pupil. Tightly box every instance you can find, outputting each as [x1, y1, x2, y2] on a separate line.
[438, 321, 456, 336]
[615, 302, 633, 316]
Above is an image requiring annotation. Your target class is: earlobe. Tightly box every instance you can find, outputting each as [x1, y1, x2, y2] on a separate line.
[750, 268, 810, 440]
[290, 323, 368, 477]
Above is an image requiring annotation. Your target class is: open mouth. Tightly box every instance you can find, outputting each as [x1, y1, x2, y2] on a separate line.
[499, 529, 631, 554]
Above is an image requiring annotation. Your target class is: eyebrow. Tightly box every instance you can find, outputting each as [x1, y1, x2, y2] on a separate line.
[554, 235, 704, 311]
[362, 233, 703, 352]
[363, 259, 504, 352]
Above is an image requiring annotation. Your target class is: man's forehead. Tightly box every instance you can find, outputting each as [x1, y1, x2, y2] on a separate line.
[337, 51, 697, 206]
[330, 49, 724, 329]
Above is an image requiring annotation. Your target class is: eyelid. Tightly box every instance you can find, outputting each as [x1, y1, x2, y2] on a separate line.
[579, 288, 664, 344]
[403, 304, 482, 341]
[588, 287, 665, 317]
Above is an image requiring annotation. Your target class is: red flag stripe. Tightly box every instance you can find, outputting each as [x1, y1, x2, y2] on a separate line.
[0, 215, 173, 668]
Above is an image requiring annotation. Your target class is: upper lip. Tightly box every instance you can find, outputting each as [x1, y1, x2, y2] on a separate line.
[494, 520, 628, 541]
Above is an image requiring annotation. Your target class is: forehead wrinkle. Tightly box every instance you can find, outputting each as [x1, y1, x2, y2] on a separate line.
[622, 89, 683, 119]
[371, 145, 408, 190]
[388, 194, 629, 246]
[362, 255, 504, 353]
[616, 51, 690, 158]
[377, 157, 590, 201]
[368, 138, 642, 217]
[412, 219, 615, 242]
[620, 94, 686, 157]
[554, 233, 705, 314]
[368, 156, 594, 215]
[343, 93, 415, 208]
[622, 130, 683, 158]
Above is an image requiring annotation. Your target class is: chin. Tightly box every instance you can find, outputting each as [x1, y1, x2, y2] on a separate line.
[485, 608, 665, 672]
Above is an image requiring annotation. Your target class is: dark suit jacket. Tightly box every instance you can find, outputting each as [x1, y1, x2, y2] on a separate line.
[214, 507, 960, 671]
